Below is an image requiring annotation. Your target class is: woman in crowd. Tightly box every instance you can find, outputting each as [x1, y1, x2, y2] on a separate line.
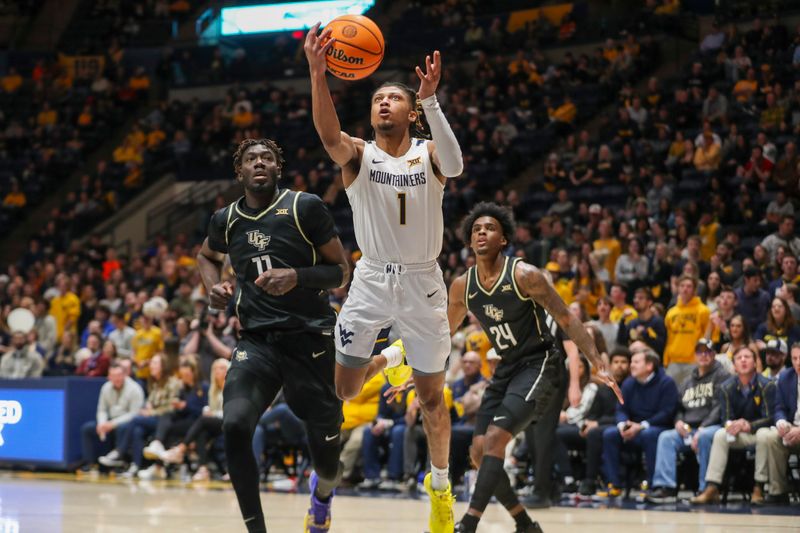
[161, 358, 229, 481]
[98, 353, 180, 477]
[570, 257, 606, 319]
[754, 297, 800, 350]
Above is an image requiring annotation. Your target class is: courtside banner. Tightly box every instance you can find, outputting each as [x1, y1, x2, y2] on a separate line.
[0, 389, 65, 463]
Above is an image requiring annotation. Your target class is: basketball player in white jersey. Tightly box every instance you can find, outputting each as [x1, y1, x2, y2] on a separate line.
[305, 23, 463, 533]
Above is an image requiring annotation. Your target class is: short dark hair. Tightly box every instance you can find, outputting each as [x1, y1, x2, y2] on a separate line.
[460, 202, 516, 247]
[635, 349, 661, 371]
[634, 287, 653, 301]
[610, 282, 628, 293]
[609, 347, 631, 363]
[233, 138, 285, 176]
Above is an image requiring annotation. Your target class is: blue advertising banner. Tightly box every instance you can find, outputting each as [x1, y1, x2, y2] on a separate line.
[0, 389, 65, 463]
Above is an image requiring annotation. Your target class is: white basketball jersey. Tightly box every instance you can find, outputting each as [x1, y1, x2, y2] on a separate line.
[346, 139, 444, 264]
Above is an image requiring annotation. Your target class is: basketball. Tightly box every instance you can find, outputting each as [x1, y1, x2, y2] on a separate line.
[323, 15, 384, 80]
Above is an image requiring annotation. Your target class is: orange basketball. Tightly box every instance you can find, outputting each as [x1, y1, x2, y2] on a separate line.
[323, 15, 384, 80]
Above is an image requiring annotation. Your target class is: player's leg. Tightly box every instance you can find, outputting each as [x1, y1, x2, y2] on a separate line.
[280, 332, 344, 533]
[457, 354, 561, 533]
[223, 335, 283, 533]
[333, 267, 392, 399]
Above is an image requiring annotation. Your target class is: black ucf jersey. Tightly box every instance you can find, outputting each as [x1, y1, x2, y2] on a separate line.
[207, 189, 337, 334]
[465, 256, 556, 364]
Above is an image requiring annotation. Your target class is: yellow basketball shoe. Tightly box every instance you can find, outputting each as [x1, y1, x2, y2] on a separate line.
[383, 339, 413, 386]
[423, 472, 455, 533]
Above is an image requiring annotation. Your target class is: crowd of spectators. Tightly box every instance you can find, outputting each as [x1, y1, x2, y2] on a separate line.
[0, 6, 799, 510]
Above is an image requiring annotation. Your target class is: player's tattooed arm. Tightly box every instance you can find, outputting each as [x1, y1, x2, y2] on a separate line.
[198, 238, 233, 310]
[515, 261, 623, 402]
[447, 273, 468, 336]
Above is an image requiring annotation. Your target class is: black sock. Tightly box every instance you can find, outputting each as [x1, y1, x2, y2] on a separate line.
[469, 455, 506, 514]
[512, 509, 534, 527]
[459, 513, 479, 531]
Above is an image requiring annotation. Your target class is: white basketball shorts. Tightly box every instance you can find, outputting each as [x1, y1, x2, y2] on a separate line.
[334, 257, 451, 374]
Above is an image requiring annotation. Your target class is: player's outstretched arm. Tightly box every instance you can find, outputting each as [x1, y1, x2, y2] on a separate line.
[447, 273, 468, 336]
[417, 51, 463, 179]
[197, 238, 233, 311]
[304, 22, 361, 172]
[515, 261, 623, 403]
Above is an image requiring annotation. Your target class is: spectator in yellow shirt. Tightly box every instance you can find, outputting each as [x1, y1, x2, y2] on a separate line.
[693, 130, 721, 171]
[698, 212, 719, 262]
[77, 105, 93, 127]
[2, 181, 26, 209]
[609, 283, 638, 324]
[37, 102, 58, 127]
[131, 314, 164, 379]
[663, 275, 711, 385]
[732, 68, 758, 103]
[549, 95, 577, 125]
[594, 219, 622, 280]
[113, 138, 143, 165]
[1, 67, 22, 93]
[49, 273, 81, 340]
[129, 67, 150, 93]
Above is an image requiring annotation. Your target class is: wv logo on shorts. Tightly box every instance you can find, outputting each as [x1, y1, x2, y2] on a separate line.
[234, 349, 248, 361]
[247, 230, 270, 251]
[339, 324, 354, 347]
[484, 304, 504, 322]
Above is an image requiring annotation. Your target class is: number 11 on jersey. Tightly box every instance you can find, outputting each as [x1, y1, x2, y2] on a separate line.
[251, 255, 272, 276]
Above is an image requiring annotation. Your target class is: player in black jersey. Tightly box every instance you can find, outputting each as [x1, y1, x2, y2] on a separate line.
[197, 139, 350, 533]
[448, 202, 622, 533]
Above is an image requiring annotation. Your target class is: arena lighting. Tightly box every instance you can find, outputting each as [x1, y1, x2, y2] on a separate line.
[221, 0, 375, 35]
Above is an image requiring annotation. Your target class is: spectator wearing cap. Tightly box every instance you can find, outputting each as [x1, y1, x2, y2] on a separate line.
[761, 216, 800, 263]
[691, 346, 776, 505]
[761, 339, 788, 380]
[664, 275, 711, 384]
[618, 287, 667, 356]
[735, 267, 772, 333]
[753, 343, 800, 505]
[600, 349, 678, 497]
[647, 338, 730, 503]
[754, 297, 800, 354]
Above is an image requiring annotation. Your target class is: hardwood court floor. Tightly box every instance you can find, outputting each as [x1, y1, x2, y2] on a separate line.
[0, 474, 798, 532]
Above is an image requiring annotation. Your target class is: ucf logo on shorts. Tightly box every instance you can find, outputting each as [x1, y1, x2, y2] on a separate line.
[484, 304, 504, 322]
[247, 230, 270, 251]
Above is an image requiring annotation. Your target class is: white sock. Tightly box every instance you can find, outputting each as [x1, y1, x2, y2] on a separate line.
[430, 463, 449, 491]
[382, 345, 403, 368]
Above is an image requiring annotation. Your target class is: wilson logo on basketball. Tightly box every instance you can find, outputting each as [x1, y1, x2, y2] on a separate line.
[326, 47, 365, 65]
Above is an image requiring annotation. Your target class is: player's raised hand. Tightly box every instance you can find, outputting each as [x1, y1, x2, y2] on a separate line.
[416, 50, 442, 100]
[255, 268, 298, 296]
[209, 281, 233, 310]
[304, 22, 335, 77]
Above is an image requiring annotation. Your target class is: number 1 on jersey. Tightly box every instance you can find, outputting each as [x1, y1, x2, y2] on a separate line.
[251, 255, 272, 276]
[489, 323, 518, 351]
[397, 192, 407, 225]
